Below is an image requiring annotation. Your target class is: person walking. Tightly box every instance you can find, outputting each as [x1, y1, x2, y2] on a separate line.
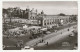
[67, 29, 69, 31]
[42, 39, 44, 42]
[46, 42, 48, 46]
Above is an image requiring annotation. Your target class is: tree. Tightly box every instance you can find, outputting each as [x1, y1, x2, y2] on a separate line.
[71, 15, 77, 21]
[58, 13, 66, 16]
[3, 9, 8, 14]
[69, 15, 77, 22]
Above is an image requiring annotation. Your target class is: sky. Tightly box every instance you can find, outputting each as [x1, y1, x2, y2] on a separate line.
[3, 1, 78, 15]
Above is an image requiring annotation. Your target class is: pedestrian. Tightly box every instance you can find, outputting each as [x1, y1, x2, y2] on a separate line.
[42, 39, 44, 42]
[68, 29, 69, 31]
[46, 42, 48, 46]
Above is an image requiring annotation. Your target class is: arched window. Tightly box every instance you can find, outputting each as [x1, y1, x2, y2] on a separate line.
[33, 17, 35, 19]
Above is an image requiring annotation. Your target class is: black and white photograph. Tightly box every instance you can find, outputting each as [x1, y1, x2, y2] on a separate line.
[2, 1, 78, 50]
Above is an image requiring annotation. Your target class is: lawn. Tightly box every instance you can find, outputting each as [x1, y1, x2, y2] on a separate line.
[3, 34, 31, 46]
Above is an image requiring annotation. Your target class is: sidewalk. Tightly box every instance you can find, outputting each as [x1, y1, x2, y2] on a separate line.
[25, 38, 42, 46]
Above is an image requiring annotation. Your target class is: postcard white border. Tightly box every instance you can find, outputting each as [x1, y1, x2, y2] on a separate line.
[0, 0, 80, 52]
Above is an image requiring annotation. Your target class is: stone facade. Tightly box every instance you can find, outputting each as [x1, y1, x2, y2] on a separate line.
[37, 11, 72, 28]
[3, 7, 77, 28]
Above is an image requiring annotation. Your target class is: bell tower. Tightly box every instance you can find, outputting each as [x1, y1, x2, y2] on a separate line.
[41, 10, 44, 14]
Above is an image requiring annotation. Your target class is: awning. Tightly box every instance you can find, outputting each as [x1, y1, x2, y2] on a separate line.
[41, 28, 47, 31]
[29, 26, 41, 29]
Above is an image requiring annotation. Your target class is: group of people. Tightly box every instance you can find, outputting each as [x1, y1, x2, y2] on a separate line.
[35, 39, 49, 46]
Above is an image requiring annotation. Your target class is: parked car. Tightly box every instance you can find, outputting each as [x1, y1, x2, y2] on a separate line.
[54, 30, 57, 32]
[21, 46, 34, 50]
[73, 46, 77, 50]
[73, 43, 78, 50]
[69, 34, 74, 37]
[16, 40, 23, 47]
[46, 31, 51, 34]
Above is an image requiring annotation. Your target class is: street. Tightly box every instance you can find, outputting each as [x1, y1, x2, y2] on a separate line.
[34, 33, 77, 50]
[25, 24, 77, 50]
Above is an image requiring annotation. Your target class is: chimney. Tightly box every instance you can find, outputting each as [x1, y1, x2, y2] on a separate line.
[32, 8, 34, 12]
[36, 9, 37, 14]
[41, 10, 44, 14]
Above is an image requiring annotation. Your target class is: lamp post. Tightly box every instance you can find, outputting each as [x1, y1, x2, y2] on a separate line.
[9, 10, 13, 24]
[21, 10, 23, 18]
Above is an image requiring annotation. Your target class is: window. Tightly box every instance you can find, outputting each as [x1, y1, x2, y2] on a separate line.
[44, 20, 46, 23]
[33, 17, 34, 19]
[44, 23, 46, 25]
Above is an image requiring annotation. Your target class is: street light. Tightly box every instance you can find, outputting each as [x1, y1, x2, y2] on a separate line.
[9, 10, 13, 23]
